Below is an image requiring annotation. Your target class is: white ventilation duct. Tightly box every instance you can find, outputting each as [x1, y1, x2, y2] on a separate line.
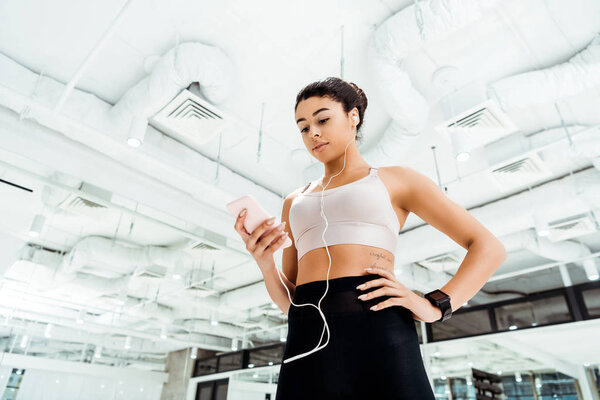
[395, 225, 599, 300]
[521, 234, 597, 270]
[484, 124, 600, 171]
[0, 306, 232, 352]
[0, 231, 25, 276]
[15, 243, 278, 333]
[109, 41, 236, 135]
[395, 167, 600, 267]
[0, 46, 284, 234]
[362, 0, 501, 166]
[61, 236, 195, 279]
[489, 34, 600, 129]
[496, 229, 599, 281]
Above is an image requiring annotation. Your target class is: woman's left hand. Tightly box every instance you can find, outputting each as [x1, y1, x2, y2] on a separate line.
[357, 267, 443, 323]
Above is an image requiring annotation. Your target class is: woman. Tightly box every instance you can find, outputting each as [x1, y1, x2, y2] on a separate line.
[233, 77, 506, 399]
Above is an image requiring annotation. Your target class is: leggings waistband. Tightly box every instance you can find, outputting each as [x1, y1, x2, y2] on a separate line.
[291, 274, 394, 316]
[295, 274, 380, 294]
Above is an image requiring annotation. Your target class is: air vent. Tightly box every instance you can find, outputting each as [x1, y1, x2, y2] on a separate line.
[546, 213, 598, 242]
[189, 241, 219, 252]
[62, 196, 106, 210]
[57, 182, 113, 218]
[435, 99, 518, 137]
[186, 278, 224, 298]
[132, 265, 167, 279]
[183, 236, 223, 257]
[415, 253, 462, 273]
[489, 153, 553, 191]
[185, 285, 219, 298]
[57, 194, 113, 220]
[150, 82, 228, 146]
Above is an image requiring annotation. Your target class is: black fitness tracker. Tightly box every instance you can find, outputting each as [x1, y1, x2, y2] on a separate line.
[424, 289, 452, 322]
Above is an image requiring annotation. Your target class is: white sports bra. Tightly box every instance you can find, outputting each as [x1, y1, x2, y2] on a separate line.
[288, 167, 400, 262]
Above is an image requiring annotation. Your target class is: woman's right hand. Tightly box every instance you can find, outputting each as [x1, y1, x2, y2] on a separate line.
[234, 209, 289, 269]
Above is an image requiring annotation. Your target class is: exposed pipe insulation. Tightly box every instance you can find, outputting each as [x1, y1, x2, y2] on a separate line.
[519, 232, 599, 279]
[0, 306, 232, 352]
[362, 0, 501, 166]
[0, 231, 25, 276]
[489, 34, 600, 128]
[570, 136, 600, 160]
[109, 41, 236, 135]
[16, 244, 275, 331]
[394, 167, 600, 265]
[62, 235, 195, 278]
[484, 124, 600, 169]
[0, 51, 284, 241]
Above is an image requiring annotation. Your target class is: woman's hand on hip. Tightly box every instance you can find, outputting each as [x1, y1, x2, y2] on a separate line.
[357, 267, 442, 323]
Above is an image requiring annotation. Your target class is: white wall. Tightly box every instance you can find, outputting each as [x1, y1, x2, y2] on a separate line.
[15, 369, 163, 400]
[0, 353, 167, 400]
[226, 380, 277, 400]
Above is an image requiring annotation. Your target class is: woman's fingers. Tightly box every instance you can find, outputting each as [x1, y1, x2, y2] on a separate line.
[356, 277, 396, 290]
[268, 230, 289, 252]
[234, 209, 250, 237]
[260, 222, 286, 245]
[262, 224, 288, 251]
[364, 267, 396, 281]
[364, 267, 408, 290]
[249, 217, 277, 246]
[370, 297, 405, 311]
[357, 286, 399, 301]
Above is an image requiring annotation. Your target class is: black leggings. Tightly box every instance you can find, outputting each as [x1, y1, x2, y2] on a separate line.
[275, 274, 436, 400]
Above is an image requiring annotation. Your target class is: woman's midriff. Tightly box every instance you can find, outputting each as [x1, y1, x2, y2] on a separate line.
[295, 244, 395, 286]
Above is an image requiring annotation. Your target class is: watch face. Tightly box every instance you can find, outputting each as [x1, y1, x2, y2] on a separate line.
[429, 290, 447, 302]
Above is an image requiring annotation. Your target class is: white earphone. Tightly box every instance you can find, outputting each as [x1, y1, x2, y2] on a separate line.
[275, 114, 358, 363]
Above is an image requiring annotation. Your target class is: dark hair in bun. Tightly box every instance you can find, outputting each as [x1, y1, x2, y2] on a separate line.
[295, 77, 368, 144]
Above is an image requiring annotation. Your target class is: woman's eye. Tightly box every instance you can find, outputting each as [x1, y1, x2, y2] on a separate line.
[300, 118, 328, 133]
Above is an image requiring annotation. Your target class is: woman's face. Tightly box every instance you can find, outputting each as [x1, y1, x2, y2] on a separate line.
[295, 96, 358, 159]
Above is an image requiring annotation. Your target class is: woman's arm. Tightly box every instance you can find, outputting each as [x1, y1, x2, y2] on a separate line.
[259, 193, 298, 315]
[399, 167, 507, 313]
[260, 260, 296, 315]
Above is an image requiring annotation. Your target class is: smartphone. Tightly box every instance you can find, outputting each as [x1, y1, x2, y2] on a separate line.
[226, 194, 292, 249]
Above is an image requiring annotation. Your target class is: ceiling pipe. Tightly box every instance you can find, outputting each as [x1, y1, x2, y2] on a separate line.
[61, 236, 197, 279]
[10, 249, 281, 340]
[52, 0, 134, 114]
[14, 243, 280, 337]
[357, 0, 502, 167]
[108, 41, 236, 136]
[0, 51, 284, 240]
[489, 33, 600, 129]
[0, 305, 232, 352]
[395, 167, 600, 265]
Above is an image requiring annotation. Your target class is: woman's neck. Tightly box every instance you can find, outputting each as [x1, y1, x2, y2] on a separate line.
[321, 163, 370, 181]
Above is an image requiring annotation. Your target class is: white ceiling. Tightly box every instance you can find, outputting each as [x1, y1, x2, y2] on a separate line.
[0, 0, 599, 381]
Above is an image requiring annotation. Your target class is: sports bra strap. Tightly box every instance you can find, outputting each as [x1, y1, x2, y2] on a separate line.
[301, 181, 311, 193]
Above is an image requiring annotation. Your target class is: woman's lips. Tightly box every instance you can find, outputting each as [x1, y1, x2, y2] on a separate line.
[313, 143, 328, 152]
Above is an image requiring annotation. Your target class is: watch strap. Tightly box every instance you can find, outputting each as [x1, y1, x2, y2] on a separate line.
[424, 289, 452, 322]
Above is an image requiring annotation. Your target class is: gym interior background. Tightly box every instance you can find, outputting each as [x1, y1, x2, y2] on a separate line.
[0, 0, 599, 399]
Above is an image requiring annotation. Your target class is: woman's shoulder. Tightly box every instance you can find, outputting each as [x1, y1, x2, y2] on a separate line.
[379, 165, 444, 209]
[377, 166, 417, 211]
[283, 182, 310, 207]
[378, 165, 418, 183]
